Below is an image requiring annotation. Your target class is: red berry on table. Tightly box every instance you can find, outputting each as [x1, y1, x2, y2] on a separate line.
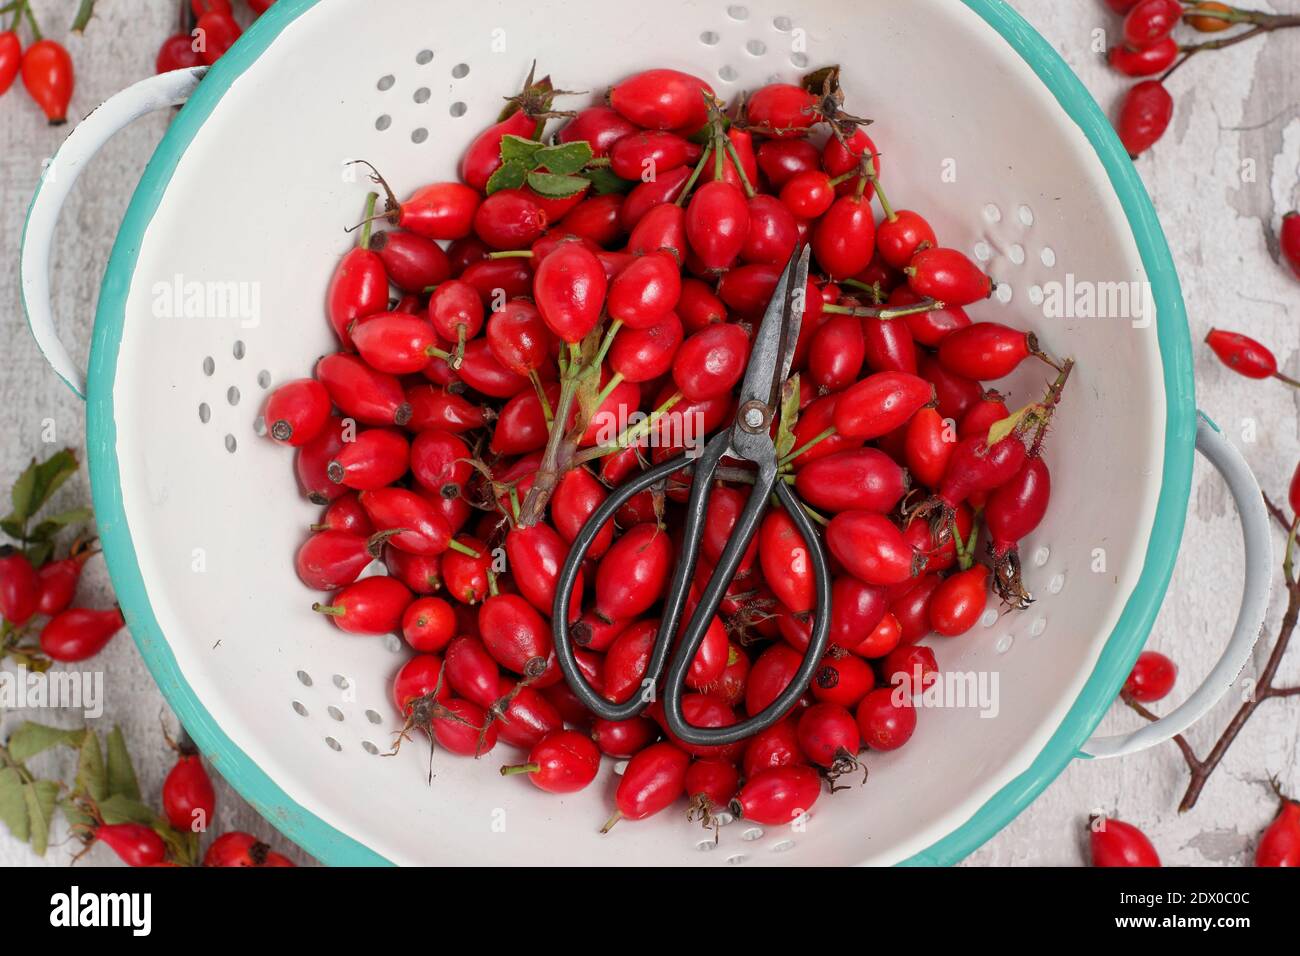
[1124, 650, 1177, 702]
[1280, 212, 1300, 280]
[1090, 817, 1161, 866]
[1108, 37, 1178, 77]
[40, 607, 125, 662]
[1117, 80, 1173, 158]
[1255, 789, 1300, 867]
[1121, 0, 1184, 49]
[0, 31, 22, 95]
[21, 39, 74, 124]
[1204, 328, 1279, 380]
[0, 546, 40, 626]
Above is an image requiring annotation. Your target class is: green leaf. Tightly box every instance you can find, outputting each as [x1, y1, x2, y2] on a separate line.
[105, 727, 140, 801]
[499, 134, 543, 166]
[23, 541, 53, 569]
[60, 797, 95, 830]
[776, 374, 801, 460]
[9, 460, 38, 525]
[485, 160, 529, 195]
[986, 406, 1032, 447]
[24, 780, 59, 856]
[75, 729, 107, 803]
[0, 768, 29, 843]
[8, 449, 79, 526]
[6, 722, 83, 763]
[29, 507, 93, 542]
[526, 171, 589, 199]
[535, 141, 592, 176]
[97, 793, 156, 826]
[0, 517, 23, 540]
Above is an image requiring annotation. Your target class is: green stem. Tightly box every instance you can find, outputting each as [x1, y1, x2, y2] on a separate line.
[70, 0, 95, 33]
[529, 370, 553, 425]
[593, 371, 624, 409]
[675, 144, 715, 207]
[1273, 371, 1300, 390]
[448, 539, 482, 559]
[574, 392, 682, 464]
[358, 192, 379, 250]
[499, 762, 539, 776]
[591, 319, 622, 370]
[488, 250, 535, 259]
[721, 134, 756, 199]
[779, 426, 835, 467]
[312, 603, 344, 617]
[24, 0, 41, 40]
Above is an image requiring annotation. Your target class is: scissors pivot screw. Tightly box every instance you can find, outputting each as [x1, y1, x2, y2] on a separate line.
[739, 400, 768, 433]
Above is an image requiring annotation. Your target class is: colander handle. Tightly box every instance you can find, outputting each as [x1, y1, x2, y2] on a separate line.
[20, 67, 209, 399]
[1080, 413, 1272, 759]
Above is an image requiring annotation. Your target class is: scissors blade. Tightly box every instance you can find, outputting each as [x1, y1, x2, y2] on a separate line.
[735, 244, 811, 417]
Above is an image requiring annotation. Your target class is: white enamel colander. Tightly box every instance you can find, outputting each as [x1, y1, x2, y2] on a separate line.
[20, 0, 1272, 866]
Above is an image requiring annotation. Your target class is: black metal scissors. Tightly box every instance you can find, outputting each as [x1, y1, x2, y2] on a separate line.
[552, 246, 831, 746]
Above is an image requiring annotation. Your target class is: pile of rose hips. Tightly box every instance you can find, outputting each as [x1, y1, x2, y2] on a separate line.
[264, 64, 1073, 832]
[154, 0, 277, 74]
[0, 0, 76, 124]
[1104, 0, 1300, 158]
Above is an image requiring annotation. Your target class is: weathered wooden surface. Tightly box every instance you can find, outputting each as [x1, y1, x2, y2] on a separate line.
[0, 0, 1295, 866]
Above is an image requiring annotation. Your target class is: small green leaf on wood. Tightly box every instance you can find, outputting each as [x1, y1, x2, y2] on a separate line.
[0, 768, 29, 843]
[6, 722, 83, 763]
[24, 780, 59, 856]
[29, 507, 94, 542]
[75, 728, 107, 803]
[97, 793, 157, 826]
[105, 726, 140, 801]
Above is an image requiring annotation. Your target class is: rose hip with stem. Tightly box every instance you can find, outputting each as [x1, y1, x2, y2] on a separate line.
[1205, 328, 1300, 385]
[500, 729, 602, 793]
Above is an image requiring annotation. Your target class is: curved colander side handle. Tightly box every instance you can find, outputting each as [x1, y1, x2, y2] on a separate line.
[20, 67, 209, 399]
[1080, 413, 1272, 759]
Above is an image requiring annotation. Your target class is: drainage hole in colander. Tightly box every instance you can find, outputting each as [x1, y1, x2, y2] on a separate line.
[327, 706, 344, 722]
[297, 669, 313, 687]
[198, 403, 210, 424]
[1041, 246, 1057, 268]
[983, 203, 1002, 223]
[376, 115, 392, 131]
[1032, 547, 1050, 567]
[224, 434, 237, 454]
[700, 30, 719, 45]
[325, 737, 342, 752]
[253, 416, 267, 438]
[742, 827, 763, 841]
[981, 608, 998, 628]
[613, 760, 628, 775]
[1029, 617, 1047, 638]
[1028, 284, 1044, 306]
[1018, 204, 1035, 226]
[996, 283, 1013, 304]
[452, 63, 469, 79]
[973, 241, 991, 263]
[1048, 572, 1065, 594]
[233, 340, 245, 359]
[450, 102, 467, 118]
[713, 811, 734, 826]
[365, 709, 383, 725]
[292, 701, 308, 717]
[202, 356, 215, 376]
[995, 633, 1014, 655]
[1008, 244, 1025, 265]
[727, 4, 749, 20]
[333, 674, 350, 689]
[412, 128, 429, 144]
[770, 839, 794, 853]
[362, 741, 380, 755]
[257, 369, 271, 389]
[415, 49, 433, 65]
[718, 65, 737, 82]
[227, 386, 240, 406]
[746, 39, 766, 56]
[773, 15, 792, 31]
[413, 87, 430, 104]
[377, 74, 395, 91]
[726, 854, 746, 865]
[790, 52, 808, 67]
[383, 634, 402, 653]
[695, 840, 716, 852]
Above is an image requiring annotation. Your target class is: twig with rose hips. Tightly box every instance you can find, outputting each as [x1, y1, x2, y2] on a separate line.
[1120, 329, 1300, 812]
[1104, 1, 1300, 157]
